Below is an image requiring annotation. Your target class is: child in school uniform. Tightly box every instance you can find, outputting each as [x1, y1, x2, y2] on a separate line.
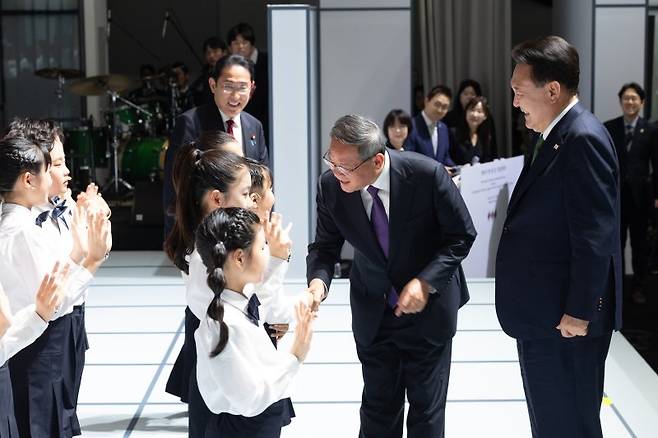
[0, 264, 68, 438]
[193, 207, 314, 438]
[164, 144, 296, 437]
[0, 135, 111, 438]
[6, 118, 111, 418]
[245, 158, 289, 344]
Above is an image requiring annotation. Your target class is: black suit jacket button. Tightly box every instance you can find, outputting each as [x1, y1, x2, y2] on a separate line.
[503, 226, 510, 234]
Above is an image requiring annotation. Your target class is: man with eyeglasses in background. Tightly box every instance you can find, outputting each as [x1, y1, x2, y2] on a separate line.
[306, 114, 476, 438]
[163, 54, 269, 236]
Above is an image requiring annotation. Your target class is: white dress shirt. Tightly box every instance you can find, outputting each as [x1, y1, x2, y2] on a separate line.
[194, 263, 302, 417]
[219, 109, 243, 149]
[360, 150, 391, 220]
[33, 197, 87, 307]
[0, 286, 48, 366]
[422, 110, 438, 156]
[541, 96, 579, 140]
[0, 203, 92, 318]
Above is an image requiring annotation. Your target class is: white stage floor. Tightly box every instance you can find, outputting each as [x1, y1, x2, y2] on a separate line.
[77, 251, 658, 437]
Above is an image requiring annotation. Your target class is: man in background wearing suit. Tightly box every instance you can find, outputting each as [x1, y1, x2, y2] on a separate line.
[604, 83, 658, 305]
[188, 36, 228, 108]
[306, 114, 476, 438]
[162, 54, 269, 235]
[405, 85, 456, 173]
[497, 36, 622, 438]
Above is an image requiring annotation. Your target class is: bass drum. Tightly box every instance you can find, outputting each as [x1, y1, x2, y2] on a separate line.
[64, 126, 109, 168]
[121, 136, 168, 183]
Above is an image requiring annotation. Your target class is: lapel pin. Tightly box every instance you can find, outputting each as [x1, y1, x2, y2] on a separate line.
[553, 144, 560, 150]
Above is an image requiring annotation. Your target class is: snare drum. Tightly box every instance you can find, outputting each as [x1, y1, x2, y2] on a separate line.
[121, 136, 168, 183]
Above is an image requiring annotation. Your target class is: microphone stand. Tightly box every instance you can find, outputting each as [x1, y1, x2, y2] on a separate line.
[164, 9, 204, 68]
[109, 11, 161, 62]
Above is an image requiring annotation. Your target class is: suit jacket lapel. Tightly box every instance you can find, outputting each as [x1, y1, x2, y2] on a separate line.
[240, 113, 255, 157]
[387, 152, 413, 267]
[415, 114, 432, 157]
[508, 102, 584, 213]
[630, 117, 646, 152]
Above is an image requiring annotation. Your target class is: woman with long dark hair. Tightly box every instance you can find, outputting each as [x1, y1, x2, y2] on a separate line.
[451, 96, 498, 165]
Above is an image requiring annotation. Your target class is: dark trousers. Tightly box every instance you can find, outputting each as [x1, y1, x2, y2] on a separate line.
[516, 332, 613, 438]
[620, 182, 650, 289]
[355, 309, 452, 438]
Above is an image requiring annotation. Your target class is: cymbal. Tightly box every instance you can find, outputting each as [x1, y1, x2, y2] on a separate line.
[141, 73, 165, 82]
[35, 68, 84, 80]
[68, 74, 139, 96]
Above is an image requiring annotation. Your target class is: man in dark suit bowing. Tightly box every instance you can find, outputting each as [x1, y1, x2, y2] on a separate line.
[497, 36, 622, 438]
[604, 83, 658, 304]
[162, 54, 269, 235]
[306, 114, 476, 438]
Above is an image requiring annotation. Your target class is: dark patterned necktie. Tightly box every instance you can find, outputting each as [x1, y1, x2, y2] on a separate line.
[226, 119, 235, 137]
[530, 135, 544, 165]
[625, 124, 634, 152]
[366, 185, 398, 307]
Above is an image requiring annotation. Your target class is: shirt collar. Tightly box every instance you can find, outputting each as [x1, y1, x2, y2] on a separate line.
[541, 96, 579, 140]
[250, 47, 259, 64]
[624, 115, 639, 129]
[368, 150, 391, 193]
[218, 109, 241, 128]
[1, 202, 33, 219]
[421, 110, 435, 129]
[221, 283, 256, 312]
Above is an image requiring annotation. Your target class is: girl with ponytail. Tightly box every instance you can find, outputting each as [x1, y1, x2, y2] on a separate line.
[164, 142, 252, 409]
[163, 142, 297, 437]
[194, 208, 314, 437]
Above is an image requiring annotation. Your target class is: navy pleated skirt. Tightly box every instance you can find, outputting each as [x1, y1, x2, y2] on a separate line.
[0, 363, 19, 438]
[204, 398, 295, 438]
[9, 305, 87, 438]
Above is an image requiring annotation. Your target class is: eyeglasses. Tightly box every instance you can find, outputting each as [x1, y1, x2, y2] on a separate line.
[221, 82, 251, 95]
[322, 150, 375, 176]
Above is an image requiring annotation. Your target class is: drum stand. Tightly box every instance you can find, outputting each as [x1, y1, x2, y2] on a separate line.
[102, 92, 137, 196]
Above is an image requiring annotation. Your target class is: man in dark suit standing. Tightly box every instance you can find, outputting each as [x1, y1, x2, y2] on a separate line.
[187, 37, 228, 109]
[306, 114, 476, 438]
[497, 36, 622, 438]
[162, 54, 269, 235]
[405, 85, 456, 172]
[604, 83, 658, 304]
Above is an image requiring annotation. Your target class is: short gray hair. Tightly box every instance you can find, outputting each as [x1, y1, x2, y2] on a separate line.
[330, 114, 386, 160]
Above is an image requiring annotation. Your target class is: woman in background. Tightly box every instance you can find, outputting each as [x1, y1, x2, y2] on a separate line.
[450, 96, 497, 165]
[382, 109, 412, 151]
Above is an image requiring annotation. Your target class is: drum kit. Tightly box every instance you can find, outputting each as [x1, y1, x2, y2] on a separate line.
[34, 67, 178, 197]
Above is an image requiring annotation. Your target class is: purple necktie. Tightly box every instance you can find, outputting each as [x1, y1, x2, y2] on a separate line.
[367, 185, 398, 307]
